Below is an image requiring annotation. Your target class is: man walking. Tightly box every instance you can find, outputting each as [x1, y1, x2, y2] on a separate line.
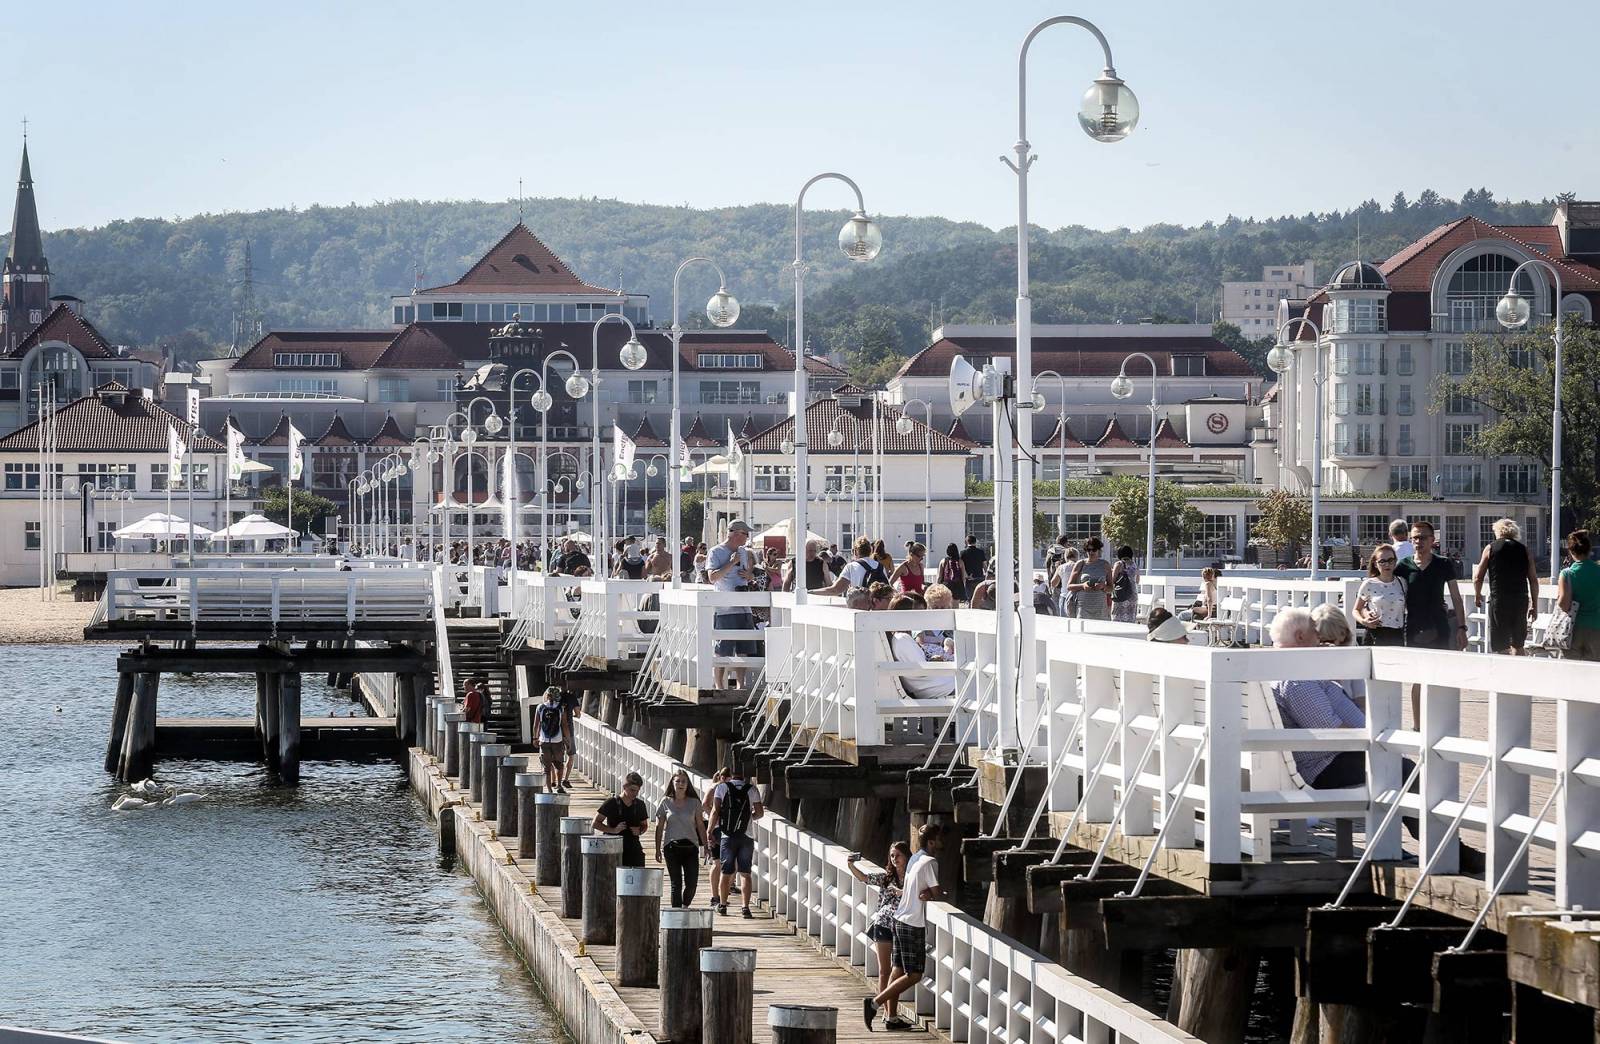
[959, 536, 987, 603]
[533, 686, 569, 793]
[593, 771, 651, 868]
[708, 766, 764, 918]
[864, 822, 945, 1031]
[706, 520, 758, 689]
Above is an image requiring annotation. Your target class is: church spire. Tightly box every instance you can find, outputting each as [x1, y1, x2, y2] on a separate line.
[5, 142, 47, 275]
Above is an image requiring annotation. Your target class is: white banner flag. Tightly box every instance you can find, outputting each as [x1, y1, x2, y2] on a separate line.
[677, 438, 692, 483]
[614, 425, 636, 473]
[167, 425, 185, 485]
[287, 421, 306, 482]
[226, 423, 247, 482]
[726, 421, 742, 466]
[185, 386, 200, 426]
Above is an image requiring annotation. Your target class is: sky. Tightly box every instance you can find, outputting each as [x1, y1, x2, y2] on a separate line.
[5, 0, 1598, 234]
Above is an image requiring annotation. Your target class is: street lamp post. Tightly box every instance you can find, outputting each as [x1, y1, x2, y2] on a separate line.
[1034, 369, 1071, 531]
[585, 314, 648, 557]
[1006, 16, 1137, 747]
[1266, 317, 1325, 578]
[1110, 352, 1159, 572]
[897, 398, 935, 549]
[669, 259, 740, 588]
[1496, 260, 1565, 578]
[792, 174, 882, 606]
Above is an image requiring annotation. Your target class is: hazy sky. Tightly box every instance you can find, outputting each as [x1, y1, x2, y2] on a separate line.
[6, 0, 1597, 233]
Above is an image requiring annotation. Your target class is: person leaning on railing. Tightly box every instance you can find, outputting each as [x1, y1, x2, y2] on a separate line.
[847, 842, 911, 1029]
[886, 593, 956, 697]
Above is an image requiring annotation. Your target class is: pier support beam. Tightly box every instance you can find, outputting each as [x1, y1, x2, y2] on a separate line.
[104, 670, 134, 774]
[118, 671, 160, 782]
[276, 671, 302, 784]
[396, 671, 414, 745]
[259, 672, 280, 771]
[1169, 948, 1259, 1044]
[684, 726, 720, 776]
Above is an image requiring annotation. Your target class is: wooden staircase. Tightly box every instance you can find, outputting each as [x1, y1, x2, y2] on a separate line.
[446, 620, 520, 743]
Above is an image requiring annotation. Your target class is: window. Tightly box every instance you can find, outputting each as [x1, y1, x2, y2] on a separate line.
[276, 378, 338, 395]
[1396, 385, 1414, 416]
[1396, 424, 1414, 456]
[1358, 515, 1391, 545]
[5, 462, 38, 490]
[313, 454, 355, 489]
[76, 463, 137, 490]
[1190, 514, 1235, 555]
[153, 463, 210, 492]
[273, 352, 341, 368]
[1355, 343, 1377, 375]
[1390, 464, 1429, 493]
[1444, 387, 1478, 414]
[1441, 464, 1482, 495]
[1445, 515, 1468, 554]
[1319, 515, 1353, 543]
[1445, 423, 1480, 455]
[1354, 384, 1375, 415]
[1054, 515, 1101, 545]
[698, 381, 760, 405]
[1480, 517, 1498, 550]
[1498, 463, 1539, 497]
[1444, 253, 1533, 332]
[0, 368, 17, 390]
[913, 523, 929, 547]
[753, 465, 794, 493]
[377, 378, 410, 403]
[1333, 344, 1351, 376]
[97, 521, 118, 552]
[1506, 343, 1536, 369]
[823, 464, 874, 493]
[436, 378, 457, 400]
[1355, 424, 1374, 455]
[24, 520, 39, 550]
[1333, 385, 1350, 416]
[965, 513, 993, 552]
[626, 380, 658, 404]
[1170, 355, 1206, 377]
[697, 353, 762, 369]
[1333, 422, 1348, 454]
[1329, 298, 1386, 334]
[1445, 342, 1472, 375]
[1396, 344, 1414, 376]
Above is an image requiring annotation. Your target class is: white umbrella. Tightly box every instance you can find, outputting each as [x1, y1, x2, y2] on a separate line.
[564, 531, 594, 544]
[208, 514, 298, 543]
[691, 455, 733, 476]
[237, 459, 276, 475]
[114, 512, 214, 540]
[756, 518, 827, 548]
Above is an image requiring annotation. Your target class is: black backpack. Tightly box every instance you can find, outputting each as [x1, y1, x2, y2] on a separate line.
[720, 780, 756, 837]
[854, 557, 888, 587]
[1112, 568, 1135, 604]
[537, 703, 564, 741]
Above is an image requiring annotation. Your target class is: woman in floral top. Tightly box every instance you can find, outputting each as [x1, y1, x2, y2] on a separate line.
[847, 842, 911, 1001]
[1354, 547, 1408, 645]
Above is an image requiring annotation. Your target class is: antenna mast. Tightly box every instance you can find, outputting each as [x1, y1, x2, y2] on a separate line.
[228, 240, 263, 358]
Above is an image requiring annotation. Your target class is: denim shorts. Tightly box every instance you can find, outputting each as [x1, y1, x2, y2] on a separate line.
[719, 833, 755, 874]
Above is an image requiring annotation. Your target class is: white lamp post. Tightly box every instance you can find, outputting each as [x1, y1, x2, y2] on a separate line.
[586, 314, 647, 556]
[1266, 316, 1324, 578]
[1034, 369, 1071, 532]
[1110, 352, 1159, 572]
[1006, 16, 1137, 746]
[792, 173, 882, 605]
[669, 258, 740, 588]
[897, 398, 935, 548]
[1496, 259, 1564, 578]
[533, 346, 602, 569]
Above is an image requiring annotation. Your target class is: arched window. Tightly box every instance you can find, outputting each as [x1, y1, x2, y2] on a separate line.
[452, 451, 491, 502]
[1560, 293, 1594, 323]
[1445, 253, 1537, 330]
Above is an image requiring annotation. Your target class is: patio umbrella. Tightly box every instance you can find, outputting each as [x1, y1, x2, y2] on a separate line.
[208, 514, 298, 543]
[756, 518, 827, 548]
[113, 512, 214, 540]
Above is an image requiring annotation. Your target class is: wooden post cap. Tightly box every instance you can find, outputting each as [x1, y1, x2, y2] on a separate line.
[699, 947, 757, 973]
[616, 867, 663, 896]
[660, 908, 713, 930]
[559, 816, 593, 834]
[581, 834, 624, 856]
[514, 772, 544, 788]
[767, 1005, 837, 1030]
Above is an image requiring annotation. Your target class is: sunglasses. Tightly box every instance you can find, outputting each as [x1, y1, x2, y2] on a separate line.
[1375, 557, 1396, 565]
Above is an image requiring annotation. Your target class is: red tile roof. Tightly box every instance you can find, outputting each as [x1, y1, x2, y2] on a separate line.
[232, 329, 398, 371]
[682, 415, 719, 448]
[1152, 417, 1189, 448]
[745, 397, 975, 454]
[1376, 218, 1600, 293]
[420, 224, 617, 295]
[736, 414, 760, 441]
[254, 413, 294, 447]
[1094, 417, 1138, 448]
[0, 382, 224, 453]
[7, 303, 118, 360]
[1041, 415, 1086, 449]
[371, 324, 477, 370]
[895, 332, 1255, 380]
[628, 415, 666, 448]
[365, 414, 411, 447]
[314, 413, 361, 447]
[947, 418, 974, 442]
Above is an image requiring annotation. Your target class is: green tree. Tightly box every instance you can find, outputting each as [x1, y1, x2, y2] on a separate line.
[1251, 489, 1312, 560]
[258, 485, 337, 533]
[647, 489, 706, 542]
[1441, 323, 1600, 531]
[1101, 478, 1197, 555]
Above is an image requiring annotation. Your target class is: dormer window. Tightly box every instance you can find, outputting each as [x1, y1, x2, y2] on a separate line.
[1170, 355, 1206, 376]
[274, 352, 342, 368]
[1329, 298, 1386, 334]
[697, 353, 762, 369]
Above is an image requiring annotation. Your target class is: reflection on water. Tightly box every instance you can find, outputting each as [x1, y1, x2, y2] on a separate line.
[0, 644, 564, 1043]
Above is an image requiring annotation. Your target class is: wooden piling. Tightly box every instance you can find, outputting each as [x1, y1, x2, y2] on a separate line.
[104, 671, 134, 774]
[515, 773, 543, 858]
[499, 755, 533, 836]
[684, 727, 719, 777]
[768, 1004, 837, 1043]
[410, 670, 429, 748]
[479, 743, 511, 822]
[260, 672, 281, 771]
[615, 866, 662, 986]
[119, 671, 160, 782]
[467, 731, 494, 803]
[559, 815, 592, 918]
[441, 710, 465, 776]
[277, 671, 302, 783]
[537, 795, 571, 884]
[659, 907, 714, 1042]
[396, 672, 415, 745]
[700, 946, 757, 1044]
[580, 833, 624, 943]
[456, 721, 484, 789]
[1169, 947, 1259, 1044]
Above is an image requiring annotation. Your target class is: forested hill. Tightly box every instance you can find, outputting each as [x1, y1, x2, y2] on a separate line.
[8, 188, 1564, 377]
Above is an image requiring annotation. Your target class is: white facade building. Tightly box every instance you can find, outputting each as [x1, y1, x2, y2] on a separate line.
[1221, 262, 1317, 339]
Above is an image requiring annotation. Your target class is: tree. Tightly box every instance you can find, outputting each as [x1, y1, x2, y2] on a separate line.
[258, 485, 337, 533]
[1251, 489, 1312, 560]
[1212, 320, 1276, 376]
[646, 489, 706, 543]
[1444, 323, 1600, 531]
[1101, 478, 1197, 555]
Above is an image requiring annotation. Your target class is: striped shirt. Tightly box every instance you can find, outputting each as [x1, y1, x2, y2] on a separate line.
[1271, 678, 1364, 784]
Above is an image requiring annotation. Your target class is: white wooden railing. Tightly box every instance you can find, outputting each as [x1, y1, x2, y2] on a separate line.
[567, 710, 1198, 1044]
[102, 567, 434, 628]
[523, 573, 584, 645]
[653, 587, 771, 693]
[554, 579, 663, 668]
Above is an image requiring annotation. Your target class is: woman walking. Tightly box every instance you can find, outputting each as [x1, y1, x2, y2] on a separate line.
[1067, 537, 1113, 620]
[1110, 545, 1140, 623]
[847, 842, 910, 1025]
[1558, 530, 1600, 661]
[654, 769, 708, 908]
[702, 768, 728, 906]
[892, 542, 928, 595]
[1355, 547, 1408, 646]
[936, 543, 966, 602]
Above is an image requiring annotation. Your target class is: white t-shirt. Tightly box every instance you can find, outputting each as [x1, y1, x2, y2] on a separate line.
[892, 850, 940, 928]
[1357, 576, 1407, 629]
[1392, 539, 1415, 562]
[841, 557, 881, 589]
[890, 633, 957, 698]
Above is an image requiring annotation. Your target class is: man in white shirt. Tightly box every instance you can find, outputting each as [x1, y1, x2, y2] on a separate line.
[1389, 518, 1414, 562]
[863, 822, 945, 1031]
[707, 521, 757, 688]
[813, 536, 889, 596]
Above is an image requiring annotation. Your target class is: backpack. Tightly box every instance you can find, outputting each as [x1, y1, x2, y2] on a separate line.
[1112, 568, 1135, 604]
[720, 780, 756, 837]
[536, 702, 565, 741]
[939, 558, 962, 585]
[853, 557, 888, 587]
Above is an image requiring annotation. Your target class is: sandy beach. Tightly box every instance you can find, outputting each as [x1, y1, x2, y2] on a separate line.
[0, 585, 98, 643]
